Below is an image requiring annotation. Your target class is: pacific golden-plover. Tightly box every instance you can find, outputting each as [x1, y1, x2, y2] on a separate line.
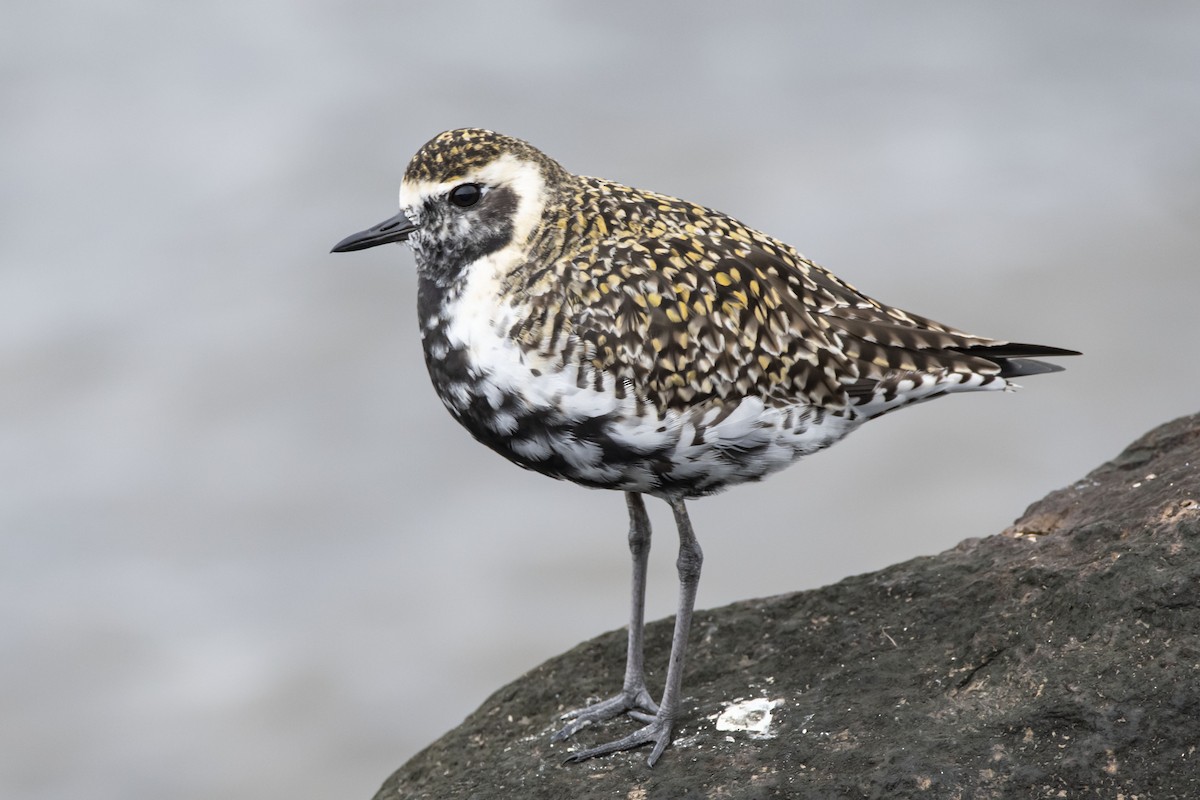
[332, 128, 1078, 765]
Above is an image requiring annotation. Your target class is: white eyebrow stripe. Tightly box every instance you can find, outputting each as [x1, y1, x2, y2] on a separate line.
[398, 154, 549, 245]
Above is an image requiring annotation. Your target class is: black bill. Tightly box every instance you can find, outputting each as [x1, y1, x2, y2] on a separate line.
[331, 210, 418, 252]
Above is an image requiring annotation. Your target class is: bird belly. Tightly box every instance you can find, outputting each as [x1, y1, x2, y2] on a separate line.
[424, 317, 857, 497]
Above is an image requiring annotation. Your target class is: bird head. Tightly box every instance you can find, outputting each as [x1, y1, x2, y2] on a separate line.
[332, 129, 569, 273]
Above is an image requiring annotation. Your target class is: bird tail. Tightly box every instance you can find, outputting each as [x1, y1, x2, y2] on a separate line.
[954, 342, 1082, 379]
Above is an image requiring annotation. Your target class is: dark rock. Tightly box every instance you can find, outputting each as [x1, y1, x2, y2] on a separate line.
[374, 414, 1200, 799]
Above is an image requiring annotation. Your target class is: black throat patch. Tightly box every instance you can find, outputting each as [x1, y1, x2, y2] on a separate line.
[410, 185, 519, 292]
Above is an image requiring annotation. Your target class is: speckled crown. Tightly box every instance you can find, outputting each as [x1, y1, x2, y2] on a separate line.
[403, 128, 568, 186]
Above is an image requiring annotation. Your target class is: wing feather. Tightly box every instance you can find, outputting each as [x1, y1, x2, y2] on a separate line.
[515, 191, 1077, 415]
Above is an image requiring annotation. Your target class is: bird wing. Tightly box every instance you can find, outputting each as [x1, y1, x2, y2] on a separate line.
[558, 232, 1063, 414]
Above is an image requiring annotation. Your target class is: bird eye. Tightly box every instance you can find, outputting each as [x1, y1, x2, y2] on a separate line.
[448, 183, 483, 208]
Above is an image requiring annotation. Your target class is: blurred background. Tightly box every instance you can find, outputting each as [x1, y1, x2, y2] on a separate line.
[3, 2, 1197, 798]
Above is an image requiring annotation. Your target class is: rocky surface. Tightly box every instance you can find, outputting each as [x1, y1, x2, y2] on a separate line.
[373, 414, 1200, 799]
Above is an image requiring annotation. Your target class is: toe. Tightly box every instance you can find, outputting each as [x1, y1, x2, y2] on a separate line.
[552, 688, 658, 742]
[562, 717, 674, 765]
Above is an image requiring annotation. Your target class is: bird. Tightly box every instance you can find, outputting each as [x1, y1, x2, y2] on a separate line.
[331, 128, 1078, 766]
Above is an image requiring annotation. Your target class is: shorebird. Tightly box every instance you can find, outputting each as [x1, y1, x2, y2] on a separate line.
[332, 128, 1077, 765]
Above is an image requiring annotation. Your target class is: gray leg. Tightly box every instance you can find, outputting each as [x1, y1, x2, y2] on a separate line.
[563, 496, 703, 766]
[552, 493, 659, 742]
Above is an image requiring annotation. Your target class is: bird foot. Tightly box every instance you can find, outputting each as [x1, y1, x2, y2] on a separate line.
[562, 712, 676, 766]
[551, 686, 659, 742]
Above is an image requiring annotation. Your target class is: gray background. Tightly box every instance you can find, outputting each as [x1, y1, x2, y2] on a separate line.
[4, 2, 1198, 798]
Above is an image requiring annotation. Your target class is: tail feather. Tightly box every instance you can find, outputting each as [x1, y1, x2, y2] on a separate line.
[953, 342, 1081, 379]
